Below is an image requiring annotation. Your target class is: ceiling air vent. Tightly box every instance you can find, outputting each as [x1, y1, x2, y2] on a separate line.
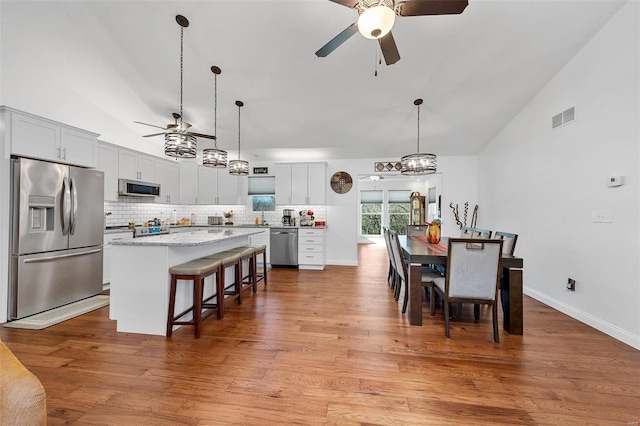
[552, 106, 576, 129]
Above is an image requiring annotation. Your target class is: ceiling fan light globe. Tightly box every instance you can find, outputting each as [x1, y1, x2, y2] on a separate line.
[358, 5, 395, 40]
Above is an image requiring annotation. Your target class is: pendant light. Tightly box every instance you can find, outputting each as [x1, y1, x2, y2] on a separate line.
[202, 66, 228, 168]
[165, 15, 196, 158]
[228, 100, 249, 176]
[401, 98, 437, 175]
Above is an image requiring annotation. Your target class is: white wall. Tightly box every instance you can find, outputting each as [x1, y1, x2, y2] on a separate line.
[478, 1, 639, 349]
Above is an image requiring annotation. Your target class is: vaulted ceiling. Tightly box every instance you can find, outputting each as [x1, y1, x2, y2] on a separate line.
[0, 0, 626, 161]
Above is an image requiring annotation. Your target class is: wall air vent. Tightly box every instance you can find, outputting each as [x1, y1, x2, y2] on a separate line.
[552, 106, 576, 129]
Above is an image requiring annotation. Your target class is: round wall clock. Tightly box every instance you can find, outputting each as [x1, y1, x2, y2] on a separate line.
[330, 171, 353, 194]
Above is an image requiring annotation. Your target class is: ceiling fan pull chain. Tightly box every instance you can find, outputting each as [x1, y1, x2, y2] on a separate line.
[374, 43, 378, 77]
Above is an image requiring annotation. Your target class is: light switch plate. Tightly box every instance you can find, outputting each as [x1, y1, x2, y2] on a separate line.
[592, 210, 612, 223]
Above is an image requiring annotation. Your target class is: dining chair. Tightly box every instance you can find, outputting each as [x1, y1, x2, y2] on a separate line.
[432, 238, 503, 342]
[471, 228, 492, 239]
[382, 227, 397, 289]
[389, 231, 440, 314]
[493, 231, 518, 256]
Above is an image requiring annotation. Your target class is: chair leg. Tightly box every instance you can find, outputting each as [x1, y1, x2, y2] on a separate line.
[261, 250, 268, 287]
[444, 297, 451, 338]
[402, 280, 409, 314]
[492, 302, 499, 343]
[474, 304, 480, 321]
[429, 287, 436, 316]
[193, 276, 203, 339]
[393, 275, 401, 301]
[166, 275, 178, 337]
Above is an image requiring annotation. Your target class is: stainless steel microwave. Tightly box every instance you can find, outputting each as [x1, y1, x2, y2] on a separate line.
[118, 179, 160, 197]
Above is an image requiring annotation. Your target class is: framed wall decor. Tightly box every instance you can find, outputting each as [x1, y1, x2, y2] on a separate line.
[330, 171, 353, 194]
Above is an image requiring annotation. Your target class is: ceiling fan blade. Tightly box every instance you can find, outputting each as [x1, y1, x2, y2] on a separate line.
[378, 32, 400, 65]
[329, 0, 359, 8]
[315, 22, 359, 57]
[397, 0, 469, 16]
[190, 132, 217, 140]
[142, 132, 166, 137]
[134, 121, 166, 130]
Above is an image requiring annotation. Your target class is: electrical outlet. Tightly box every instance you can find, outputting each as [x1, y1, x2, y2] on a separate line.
[592, 210, 612, 223]
[567, 278, 576, 291]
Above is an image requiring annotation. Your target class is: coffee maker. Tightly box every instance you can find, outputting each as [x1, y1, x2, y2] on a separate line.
[282, 209, 295, 226]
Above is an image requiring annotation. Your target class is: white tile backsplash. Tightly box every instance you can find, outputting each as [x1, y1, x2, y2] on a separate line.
[104, 201, 326, 227]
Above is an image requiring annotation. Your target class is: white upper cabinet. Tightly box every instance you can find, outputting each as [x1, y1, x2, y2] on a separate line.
[97, 142, 119, 201]
[217, 169, 241, 205]
[307, 162, 326, 204]
[7, 107, 98, 167]
[155, 159, 180, 204]
[275, 162, 326, 205]
[118, 149, 155, 182]
[195, 166, 241, 205]
[274, 164, 293, 205]
[197, 166, 217, 205]
[179, 162, 198, 204]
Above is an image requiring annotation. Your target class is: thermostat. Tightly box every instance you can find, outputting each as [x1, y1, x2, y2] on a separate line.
[607, 176, 623, 187]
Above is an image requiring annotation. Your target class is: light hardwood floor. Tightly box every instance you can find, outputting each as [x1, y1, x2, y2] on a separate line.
[1, 241, 639, 425]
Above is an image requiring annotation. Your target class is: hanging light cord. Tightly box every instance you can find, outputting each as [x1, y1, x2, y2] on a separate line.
[416, 102, 421, 152]
[213, 72, 218, 147]
[237, 104, 241, 160]
[179, 25, 184, 128]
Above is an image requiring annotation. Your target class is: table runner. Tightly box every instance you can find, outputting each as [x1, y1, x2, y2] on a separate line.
[410, 236, 448, 254]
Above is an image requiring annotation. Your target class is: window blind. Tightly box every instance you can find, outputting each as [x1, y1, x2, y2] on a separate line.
[361, 190, 383, 203]
[248, 176, 275, 195]
[388, 190, 412, 203]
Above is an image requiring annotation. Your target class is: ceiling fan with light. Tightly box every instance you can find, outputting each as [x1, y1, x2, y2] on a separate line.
[315, 0, 469, 65]
[134, 112, 216, 142]
[135, 15, 216, 158]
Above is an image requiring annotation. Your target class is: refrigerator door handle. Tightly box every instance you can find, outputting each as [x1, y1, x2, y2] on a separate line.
[23, 248, 102, 263]
[62, 176, 71, 235]
[70, 177, 78, 235]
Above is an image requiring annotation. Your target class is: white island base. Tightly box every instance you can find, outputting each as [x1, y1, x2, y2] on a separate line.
[109, 228, 260, 336]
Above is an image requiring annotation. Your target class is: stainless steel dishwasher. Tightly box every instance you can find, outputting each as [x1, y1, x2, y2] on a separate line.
[270, 227, 298, 267]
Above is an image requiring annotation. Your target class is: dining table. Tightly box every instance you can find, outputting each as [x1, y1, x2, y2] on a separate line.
[398, 235, 525, 334]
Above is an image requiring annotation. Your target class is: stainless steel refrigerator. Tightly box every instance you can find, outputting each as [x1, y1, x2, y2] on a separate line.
[9, 157, 104, 320]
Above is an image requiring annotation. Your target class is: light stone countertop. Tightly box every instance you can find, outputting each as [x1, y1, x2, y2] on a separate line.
[109, 227, 262, 247]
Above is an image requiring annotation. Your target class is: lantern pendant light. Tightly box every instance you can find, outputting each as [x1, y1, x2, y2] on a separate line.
[228, 100, 249, 176]
[202, 66, 228, 168]
[165, 15, 196, 158]
[401, 98, 437, 175]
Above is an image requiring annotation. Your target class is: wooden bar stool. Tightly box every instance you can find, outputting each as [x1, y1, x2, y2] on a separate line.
[167, 257, 223, 338]
[246, 244, 268, 289]
[204, 250, 244, 317]
[223, 246, 258, 294]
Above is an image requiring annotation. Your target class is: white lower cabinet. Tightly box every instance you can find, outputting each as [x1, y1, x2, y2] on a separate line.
[249, 229, 270, 265]
[298, 228, 325, 270]
[103, 231, 134, 286]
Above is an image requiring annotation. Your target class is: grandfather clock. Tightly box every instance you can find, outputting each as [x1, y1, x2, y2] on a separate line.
[409, 192, 425, 225]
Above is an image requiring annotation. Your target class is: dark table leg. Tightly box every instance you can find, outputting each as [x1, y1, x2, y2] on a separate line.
[408, 263, 423, 326]
[501, 267, 523, 335]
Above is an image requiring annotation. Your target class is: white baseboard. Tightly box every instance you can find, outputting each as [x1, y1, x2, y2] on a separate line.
[524, 286, 640, 350]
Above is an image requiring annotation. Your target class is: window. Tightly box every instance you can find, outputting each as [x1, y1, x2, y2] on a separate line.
[361, 190, 382, 236]
[389, 190, 411, 235]
[249, 176, 275, 212]
[252, 196, 275, 212]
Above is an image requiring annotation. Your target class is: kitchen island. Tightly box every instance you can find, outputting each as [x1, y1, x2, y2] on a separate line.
[109, 227, 262, 335]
